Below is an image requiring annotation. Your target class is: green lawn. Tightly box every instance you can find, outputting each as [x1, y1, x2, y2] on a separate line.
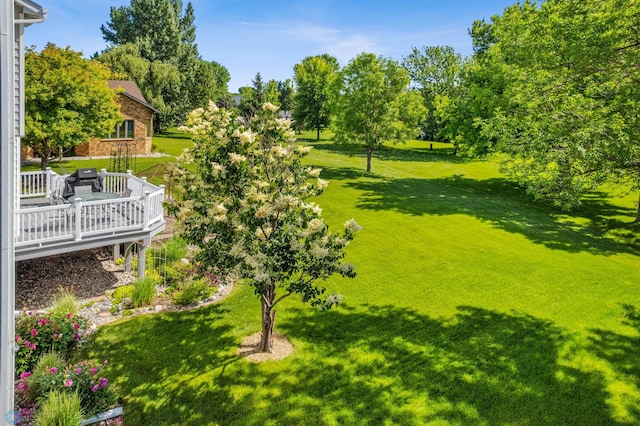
[82, 131, 640, 425]
[20, 129, 191, 176]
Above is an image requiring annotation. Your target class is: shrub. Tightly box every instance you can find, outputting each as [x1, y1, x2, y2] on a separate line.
[17, 359, 116, 417]
[112, 285, 133, 299]
[49, 288, 78, 316]
[131, 277, 156, 308]
[165, 261, 195, 288]
[172, 277, 214, 306]
[163, 237, 188, 265]
[35, 390, 83, 426]
[20, 352, 65, 404]
[15, 312, 87, 374]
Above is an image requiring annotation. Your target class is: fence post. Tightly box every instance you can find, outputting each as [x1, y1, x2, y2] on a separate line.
[45, 167, 52, 198]
[126, 170, 133, 195]
[74, 200, 82, 240]
[100, 168, 107, 192]
[143, 191, 151, 230]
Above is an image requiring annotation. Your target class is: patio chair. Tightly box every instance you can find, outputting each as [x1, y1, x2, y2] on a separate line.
[121, 188, 133, 198]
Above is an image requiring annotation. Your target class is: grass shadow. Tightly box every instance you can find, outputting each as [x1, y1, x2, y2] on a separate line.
[82, 303, 239, 423]
[344, 174, 639, 255]
[306, 140, 471, 164]
[585, 304, 640, 423]
[215, 304, 615, 424]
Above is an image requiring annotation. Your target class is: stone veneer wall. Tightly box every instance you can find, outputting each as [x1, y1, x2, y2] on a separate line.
[75, 94, 153, 157]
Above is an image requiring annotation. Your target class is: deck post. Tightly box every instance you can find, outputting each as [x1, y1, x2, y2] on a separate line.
[113, 243, 120, 261]
[124, 242, 134, 272]
[137, 243, 146, 278]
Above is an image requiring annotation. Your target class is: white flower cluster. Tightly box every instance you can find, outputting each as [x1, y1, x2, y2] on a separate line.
[344, 218, 363, 233]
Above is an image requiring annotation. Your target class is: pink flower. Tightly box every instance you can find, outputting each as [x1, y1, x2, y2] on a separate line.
[73, 323, 80, 330]
[30, 343, 36, 350]
[49, 367, 58, 374]
[64, 379, 73, 387]
[19, 372, 31, 379]
[91, 384, 99, 392]
[15, 335, 22, 343]
[76, 367, 82, 374]
[74, 333, 80, 340]
[30, 329, 37, 336]
[16, 382, 28, 391]
[66, 313, 73, 318]
[23, 340, 30, 348]
[90, 367, 98, 376]
[38, 318, 47, 325]
[99, 378, 108, 387]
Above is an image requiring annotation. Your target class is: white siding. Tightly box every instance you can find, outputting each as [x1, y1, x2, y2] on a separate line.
[13, 7, 21, 135]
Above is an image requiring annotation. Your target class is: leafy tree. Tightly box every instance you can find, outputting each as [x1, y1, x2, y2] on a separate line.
[208, 60, 231, 105]
[264, 79, 281, 105]
[277, 79, 295, 118]
[100, 0, 220, 127]
[293, 54, 339, 140]
[24, 44, 121, 170]
[477, 0, 640, 215]
[332, 52, 427, 172]
[170, 102, 361, 351]
[402, 45, 463, 141]
[238, 73, 266, 120]
[96, 43, 181, 121]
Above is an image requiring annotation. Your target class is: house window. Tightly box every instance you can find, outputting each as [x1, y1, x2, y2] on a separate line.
[108, 120, 134, 139]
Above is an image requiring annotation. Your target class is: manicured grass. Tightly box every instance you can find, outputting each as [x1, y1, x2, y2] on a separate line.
[20, 129, 192, 175]
[82, 132, 640, 424]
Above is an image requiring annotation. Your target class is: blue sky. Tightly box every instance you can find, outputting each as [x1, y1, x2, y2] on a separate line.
[25, 0, 516, 92]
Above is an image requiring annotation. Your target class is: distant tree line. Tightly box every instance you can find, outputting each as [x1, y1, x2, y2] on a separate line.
[23, 0, 640, 217]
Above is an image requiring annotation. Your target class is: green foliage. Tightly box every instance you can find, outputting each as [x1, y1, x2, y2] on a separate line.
[472, 0, 640, 213]
[17, 358, 116, 417]
[99, 0, 222, 127]
[111, 285, 134, 301]
[171, 101, 360, 350]
[15, 312, 87, 374]
[131, 277, 157, 308]
[24, 44, 121, 170]
[21, 352, 65, 404]
[172, 277, 214, 306]
[49, 289, 79, 316]
[293, 54, 339, 139]
[165, 261, 195, 289]
[402, 45, 463, 141]
[332, 52, 427, 172]
[151, 237, 188, 266]
[35, 391, 83, 426]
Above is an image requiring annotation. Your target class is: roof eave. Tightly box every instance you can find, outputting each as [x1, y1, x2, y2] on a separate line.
[121, 92, 161, 114]
[14, 0, 47, 24]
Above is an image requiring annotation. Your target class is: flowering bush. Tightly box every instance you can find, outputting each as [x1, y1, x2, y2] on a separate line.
[16, 359, 116, 417]
[170, 102, 361, 351]
[15, 311, 87, 374]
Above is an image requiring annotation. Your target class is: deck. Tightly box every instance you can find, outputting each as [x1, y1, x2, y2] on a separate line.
[16, 169, 166, 261]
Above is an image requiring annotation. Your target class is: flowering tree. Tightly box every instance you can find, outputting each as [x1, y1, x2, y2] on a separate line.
[170, 102, 361, 352]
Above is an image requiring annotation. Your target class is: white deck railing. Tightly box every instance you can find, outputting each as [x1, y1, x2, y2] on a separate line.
[17, 169, 165, 248]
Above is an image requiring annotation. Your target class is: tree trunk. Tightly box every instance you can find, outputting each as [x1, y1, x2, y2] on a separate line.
[40, 155, 49, 171]
[316, 127, 321, 140]
[366, 147, 373, 172]
[635, 191, 640, 223]
[259, 279, 277, 352]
